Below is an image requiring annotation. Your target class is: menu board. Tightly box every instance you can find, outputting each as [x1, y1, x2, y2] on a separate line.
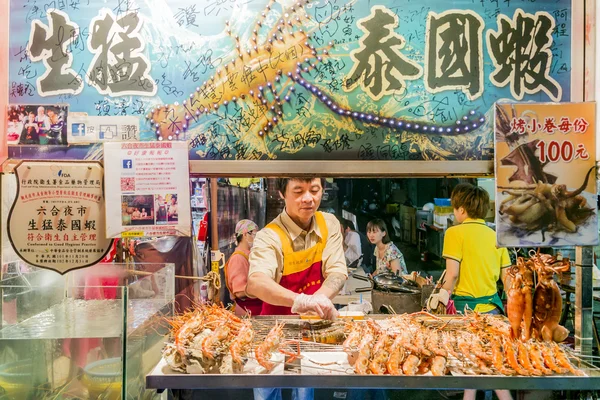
[495, 102, 597, 247]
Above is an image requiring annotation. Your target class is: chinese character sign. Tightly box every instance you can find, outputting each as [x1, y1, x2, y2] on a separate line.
[7, 161, 114, 273]
[9, 0, 578, 162]
[495, 102, 597, 247]
[104, 141, 191, 238]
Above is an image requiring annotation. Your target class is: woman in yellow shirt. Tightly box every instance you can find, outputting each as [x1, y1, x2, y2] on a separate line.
[440, 183, 511, 314]
[436, 183, 513, 400]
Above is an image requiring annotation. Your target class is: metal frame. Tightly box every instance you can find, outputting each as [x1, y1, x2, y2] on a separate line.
[188, 160, 493, 177]
[147, 373, 600, 391]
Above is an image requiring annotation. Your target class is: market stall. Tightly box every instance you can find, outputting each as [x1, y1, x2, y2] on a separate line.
[1, 0, 598, 398]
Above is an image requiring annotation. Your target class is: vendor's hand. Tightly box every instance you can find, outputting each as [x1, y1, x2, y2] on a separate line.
[426, 288, 450, 312]
[291, 293, 339, 320]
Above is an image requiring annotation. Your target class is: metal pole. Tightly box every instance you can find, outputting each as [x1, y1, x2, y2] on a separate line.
[210, 178, 219, 255]
[575, 246, 594, 355]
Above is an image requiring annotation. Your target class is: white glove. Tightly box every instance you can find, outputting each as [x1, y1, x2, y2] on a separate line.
[291, 293, 339, 320]
[426, 288, 450, 312]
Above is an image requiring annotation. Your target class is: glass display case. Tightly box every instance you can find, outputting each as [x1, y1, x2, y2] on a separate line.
[0, 262, 174, 399]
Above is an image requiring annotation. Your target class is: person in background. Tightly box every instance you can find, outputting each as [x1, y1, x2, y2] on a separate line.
[46, 107, 64, 145]
[140, 208, 148, 218]
[429, 183, 512, 400]
[224, 219, 263, 317]
[341, 219, 362, 269]
[367, 218, 407, 276]
[168, 195, 179, 221]
[131, 208, 141, 219]
[35, 106, 50, 142]
[247, 177, 348, 400]
[19, 111, 40, 144]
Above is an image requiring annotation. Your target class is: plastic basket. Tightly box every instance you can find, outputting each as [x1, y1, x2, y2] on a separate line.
[0, 360, 33, 386]
[83, 358, 122, 385]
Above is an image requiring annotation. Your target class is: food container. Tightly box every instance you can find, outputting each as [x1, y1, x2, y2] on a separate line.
[82, 358, 122, 400]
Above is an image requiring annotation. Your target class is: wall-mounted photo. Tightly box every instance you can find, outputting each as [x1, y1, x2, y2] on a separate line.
[7, 104, 69, 145]
[155, 194, 178, 225]
[121, 195, 155, 226]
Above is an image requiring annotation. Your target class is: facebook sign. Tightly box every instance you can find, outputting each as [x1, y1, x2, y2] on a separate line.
[122, 159, 133, 169]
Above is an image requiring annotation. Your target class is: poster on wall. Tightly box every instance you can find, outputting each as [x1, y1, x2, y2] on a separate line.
[7, 104, 68, 145]
[495, 102, 597, 247]
[7, 161, 113, 273]
[104, 141, 191, 238]
[8, 1, 582, 162]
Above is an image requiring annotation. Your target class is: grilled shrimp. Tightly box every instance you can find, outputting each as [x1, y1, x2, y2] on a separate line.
[255, 322, 285, 371]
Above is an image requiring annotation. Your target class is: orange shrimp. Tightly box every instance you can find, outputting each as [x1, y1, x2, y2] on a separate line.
[425, 329, 447, 358]
[489, 337, 516, 375]
[354, 331, 374, 375]
[503, 338, 530, 376]
[386, 335, 406, 375]
[201, 325, 230, 359]
[516, 340, 542, 376]
[343, 322, 363, 351]
[417, 357, 432, 375]
[527, 342, 553, 375]
[399, 329, 422, 355]
[441, 333, 461, 360]
[552, 343, 585, 376]
[369, 332, 391, 375]
[540, 344, 568, 374]
[255, 322, 285, 371]
[230, 321, 254, 365]
[471, 337, 492, 363]
[414, 327, 432, 357]
[430, 356, 447, 376]
[402, 354, 421, 375]
[457, 336, 479, 364]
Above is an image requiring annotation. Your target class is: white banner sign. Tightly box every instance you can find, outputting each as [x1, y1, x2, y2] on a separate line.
[104, 141, 191, 238]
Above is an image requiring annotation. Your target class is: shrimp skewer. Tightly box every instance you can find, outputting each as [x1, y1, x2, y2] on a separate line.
[490, 337, 516, 376]
[552, 344, 586, 376]
[354, 331, 375, 375]
[540, 344, 568, 374]
[386, 335, 406, 375]
[430, 356, 447, 376]
[255, 322, 285, 371]
[503, 338, 531, 376]
[516, 341, 542, 376]
[343, 322, 363, 351]
[201, 325, 230, 360]
[527, 342, 553, 375]
[369, 332, 391, 375]
[402, 355, 421, 375]
[230, 320, 254, 365]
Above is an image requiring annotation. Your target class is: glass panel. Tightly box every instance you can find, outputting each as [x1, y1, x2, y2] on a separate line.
[0, 262, 174, 399]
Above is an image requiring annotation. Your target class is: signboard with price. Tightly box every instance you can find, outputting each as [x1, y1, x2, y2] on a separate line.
[7, 161, 113, 273]
[495, 102, 597, 247]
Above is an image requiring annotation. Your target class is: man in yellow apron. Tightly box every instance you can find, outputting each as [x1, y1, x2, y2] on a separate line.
[247, 177, 348, 400]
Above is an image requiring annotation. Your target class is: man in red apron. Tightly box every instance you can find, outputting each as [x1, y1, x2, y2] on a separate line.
[247, 177, 348, 400]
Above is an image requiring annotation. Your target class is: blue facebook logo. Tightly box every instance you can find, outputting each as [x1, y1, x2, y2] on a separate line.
[122, 159, 133, 169]
[72, 123, 86, 136]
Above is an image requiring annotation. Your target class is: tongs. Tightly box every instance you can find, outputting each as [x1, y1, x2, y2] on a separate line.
[353, 273, 374, 293]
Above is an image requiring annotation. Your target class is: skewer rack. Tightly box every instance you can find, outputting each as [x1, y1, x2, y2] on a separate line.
[146, 315, 600, 391]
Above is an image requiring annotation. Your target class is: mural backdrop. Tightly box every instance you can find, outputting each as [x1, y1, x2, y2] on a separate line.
[8, 0, 577, 161]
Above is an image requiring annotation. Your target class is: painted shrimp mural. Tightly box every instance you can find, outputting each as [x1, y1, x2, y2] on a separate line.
[147, 0, 485, 152]
[9, 0, 574, 161]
